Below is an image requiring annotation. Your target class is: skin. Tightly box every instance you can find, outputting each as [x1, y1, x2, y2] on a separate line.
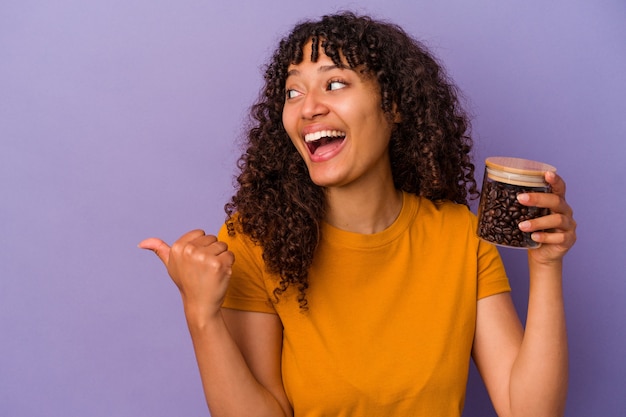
[138, 232, 291, 417]
[473, 170, 575, 417]
[282, 41, 402, 233]
[139, 42, 576, 417]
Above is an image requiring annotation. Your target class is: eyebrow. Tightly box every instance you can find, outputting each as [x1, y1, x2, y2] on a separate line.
[286, 64, 346, 78]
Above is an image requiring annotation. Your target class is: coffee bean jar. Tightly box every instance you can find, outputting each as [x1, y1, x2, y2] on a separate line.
[476, 157, 556, 249]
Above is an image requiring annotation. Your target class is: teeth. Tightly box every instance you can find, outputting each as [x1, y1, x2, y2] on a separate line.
[304, 130, 346, 143]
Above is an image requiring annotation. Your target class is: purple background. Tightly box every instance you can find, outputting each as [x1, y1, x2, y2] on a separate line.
[1, 1, 624, 416]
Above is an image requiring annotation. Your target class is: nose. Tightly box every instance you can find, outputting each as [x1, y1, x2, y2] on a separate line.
[300, 89, 329, 120]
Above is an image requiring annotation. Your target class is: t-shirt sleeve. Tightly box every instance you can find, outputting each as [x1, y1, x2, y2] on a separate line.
[476, 237, 511, 299]
[217, 223, 277, 314]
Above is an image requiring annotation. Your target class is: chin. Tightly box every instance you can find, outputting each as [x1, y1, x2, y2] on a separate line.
[307, 172, 339, 188]
[310, 176, 349, 189]
[305, 161, 352, 189]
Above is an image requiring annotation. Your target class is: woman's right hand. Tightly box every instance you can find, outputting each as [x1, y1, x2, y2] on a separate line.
[138, 230, 235, 321]
[140, 232, 291, 416]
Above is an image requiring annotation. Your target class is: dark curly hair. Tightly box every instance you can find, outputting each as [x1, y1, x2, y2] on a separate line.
[225, 12, 478, 309]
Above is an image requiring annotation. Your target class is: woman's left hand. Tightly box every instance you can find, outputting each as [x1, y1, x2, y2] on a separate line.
[517, 171, 577, 265]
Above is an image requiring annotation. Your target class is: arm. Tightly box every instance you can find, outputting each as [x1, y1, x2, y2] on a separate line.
[188, 308, 292, 417]
[473, 172, 576, 417]
[139, 230, 292, 417]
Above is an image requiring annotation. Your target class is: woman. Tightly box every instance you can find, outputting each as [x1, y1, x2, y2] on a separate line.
[139, 12, 576, 417]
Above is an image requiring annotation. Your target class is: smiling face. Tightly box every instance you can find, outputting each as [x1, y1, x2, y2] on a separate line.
[282, 40, 396, 191]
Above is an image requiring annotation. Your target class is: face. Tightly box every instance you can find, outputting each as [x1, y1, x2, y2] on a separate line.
[282, 40, 396, 190]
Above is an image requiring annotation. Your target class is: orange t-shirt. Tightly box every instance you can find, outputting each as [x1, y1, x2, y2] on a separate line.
[219, 192, 510, 416]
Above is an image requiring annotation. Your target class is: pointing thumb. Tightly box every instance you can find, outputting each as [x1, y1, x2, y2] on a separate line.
[138, 237, 171, 265]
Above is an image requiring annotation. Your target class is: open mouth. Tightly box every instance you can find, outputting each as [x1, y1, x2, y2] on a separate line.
[304, 130, 346, 155]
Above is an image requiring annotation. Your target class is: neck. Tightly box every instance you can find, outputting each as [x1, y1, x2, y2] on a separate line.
[324, 182, 403, 234]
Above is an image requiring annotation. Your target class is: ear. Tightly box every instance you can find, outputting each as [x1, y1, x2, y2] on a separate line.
[392, 102, 402, 123]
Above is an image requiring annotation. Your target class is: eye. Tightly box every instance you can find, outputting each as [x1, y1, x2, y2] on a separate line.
[286, 88, 303, 100]
[327, 79, 347, 91]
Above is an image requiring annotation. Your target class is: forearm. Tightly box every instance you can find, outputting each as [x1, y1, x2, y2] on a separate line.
[185, 309, 289, 417]
[509, 259, 568, 417]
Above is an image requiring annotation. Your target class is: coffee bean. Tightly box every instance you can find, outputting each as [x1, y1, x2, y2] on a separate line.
[477, 178, 550, 248]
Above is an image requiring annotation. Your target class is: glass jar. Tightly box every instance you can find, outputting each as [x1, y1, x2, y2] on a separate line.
[476, 157, 556, 249]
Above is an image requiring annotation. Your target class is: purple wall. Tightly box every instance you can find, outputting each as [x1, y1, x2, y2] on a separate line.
[1, 1, 624, 416]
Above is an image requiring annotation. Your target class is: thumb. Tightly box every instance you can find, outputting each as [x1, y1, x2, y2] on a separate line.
[138, 237, 171, 265]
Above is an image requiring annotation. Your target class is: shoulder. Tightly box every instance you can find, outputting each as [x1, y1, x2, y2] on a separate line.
[409, 194, 476, 228]
[403, 195, 484, 253]
[218, 216, 264, 269]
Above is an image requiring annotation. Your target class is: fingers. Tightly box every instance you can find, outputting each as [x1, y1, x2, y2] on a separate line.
[519, 212, 576, 235]
[179, 236, 233, 267]
[138, 230, 213, 265]
[514, 172, 576, 253]
[544, 171, 565, 196]
[172, 230, 225, 257]
[177, 229, 209, 245]
[516, 196, 575, 234]
[139, 229, 234, 315]
[516, 174, 573, 218]
[138, 237, 171, 265]
[140, 230, 232, 268]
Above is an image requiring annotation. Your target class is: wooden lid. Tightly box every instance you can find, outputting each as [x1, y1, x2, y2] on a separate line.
[485, 157, 556, 175]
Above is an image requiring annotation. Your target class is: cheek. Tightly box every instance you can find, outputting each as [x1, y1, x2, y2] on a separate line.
[282, 108, 305, 154]
[282, 109, 297, 139]
[284, 130, 307, 160]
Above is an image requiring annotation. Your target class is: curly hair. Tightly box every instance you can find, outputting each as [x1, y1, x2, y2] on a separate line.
[225, 12, 478, 309]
